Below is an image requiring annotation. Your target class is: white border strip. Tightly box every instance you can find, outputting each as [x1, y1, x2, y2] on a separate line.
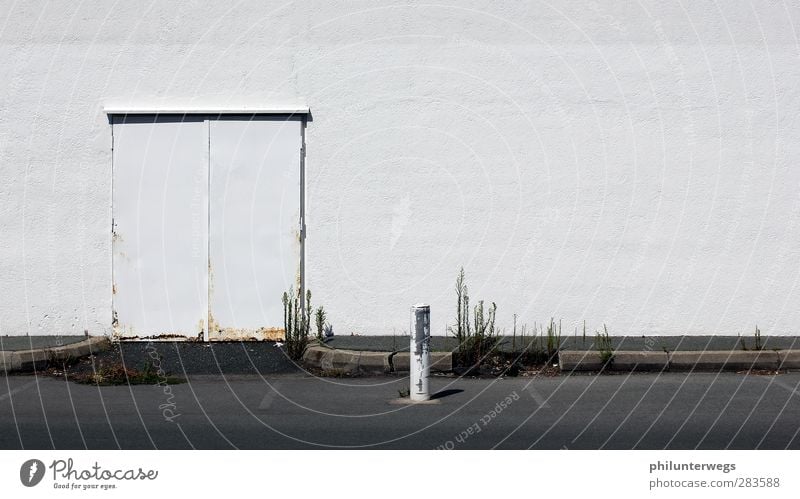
[2, 450, 795, 497]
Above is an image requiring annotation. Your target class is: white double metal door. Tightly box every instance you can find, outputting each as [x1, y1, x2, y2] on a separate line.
[112, 115, 303, 340]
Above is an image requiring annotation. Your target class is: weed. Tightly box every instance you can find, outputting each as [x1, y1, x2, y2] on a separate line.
[315, 306, 327, 341]
[398, 388, 410, 398]
[447, 268, 500, 369]
[465, 299, 499, 365]
[72, 360, 184, 385]
[508, 322, 548, 365]
[450, 267, 469, 346]
[512, 314, 517, 353]
[283, 288, 312, 360]
[596, 324, 614, 369]
[546, 318, 562, 362]
[527, 324, 545, 362]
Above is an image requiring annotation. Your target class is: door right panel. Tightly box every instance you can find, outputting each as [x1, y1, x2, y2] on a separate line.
[208, 117, 302, 340]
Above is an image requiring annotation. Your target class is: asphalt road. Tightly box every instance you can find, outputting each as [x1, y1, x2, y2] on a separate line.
[1, 372, 799, 449]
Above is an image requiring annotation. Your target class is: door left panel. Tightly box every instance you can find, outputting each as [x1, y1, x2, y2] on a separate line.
[112, 116, 209, 339]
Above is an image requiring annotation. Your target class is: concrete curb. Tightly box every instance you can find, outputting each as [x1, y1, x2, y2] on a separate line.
[559, 350, 670, 372]
[303, 345, 799, 375]
[667, 350, 782, 371]
[559, 349, 797, 372]
[302, 345, 452, 375]
[0, 336, 111, 373]
[777, 350, 800, 369]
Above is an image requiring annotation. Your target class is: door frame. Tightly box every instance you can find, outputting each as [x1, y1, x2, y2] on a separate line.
[107, 107, 309, 341]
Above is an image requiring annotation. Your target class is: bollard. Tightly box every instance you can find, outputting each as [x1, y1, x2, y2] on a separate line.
[410, 304, 431, 401]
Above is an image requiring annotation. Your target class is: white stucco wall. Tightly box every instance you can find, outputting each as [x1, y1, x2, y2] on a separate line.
[1, 1, 799, 337]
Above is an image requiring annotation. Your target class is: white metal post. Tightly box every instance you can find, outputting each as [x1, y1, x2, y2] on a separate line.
[411, 304, 431, 401]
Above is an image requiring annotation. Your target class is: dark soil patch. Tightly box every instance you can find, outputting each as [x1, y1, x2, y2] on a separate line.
[452, 350, 561, 378]
[45, 343, 186, 385]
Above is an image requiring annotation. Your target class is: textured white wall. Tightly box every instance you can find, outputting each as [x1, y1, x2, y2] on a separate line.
[1, 1, 799, 337]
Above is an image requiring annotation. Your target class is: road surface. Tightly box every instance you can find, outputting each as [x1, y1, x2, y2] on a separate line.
[1, 372, 799, 449]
